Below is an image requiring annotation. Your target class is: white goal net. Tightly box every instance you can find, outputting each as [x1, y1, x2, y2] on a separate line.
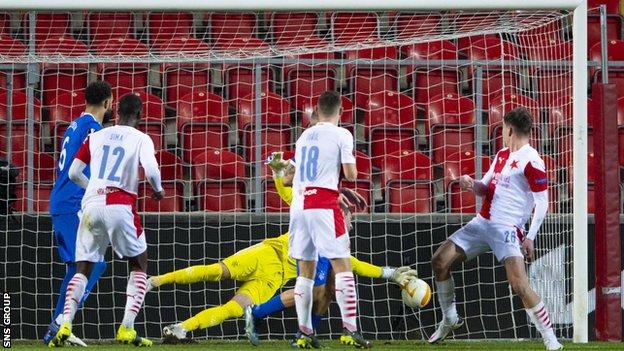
[0, 6, 582, 342]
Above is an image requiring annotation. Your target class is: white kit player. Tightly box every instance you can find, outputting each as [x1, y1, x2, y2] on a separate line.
[289, 91, 370, 349]
[429, 107, 562, 350]
[49, 93, 165, 348]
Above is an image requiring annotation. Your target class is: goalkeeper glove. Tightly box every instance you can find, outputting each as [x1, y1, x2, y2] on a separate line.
[265, 151, 290, 177]
[382, 266, 418, 287]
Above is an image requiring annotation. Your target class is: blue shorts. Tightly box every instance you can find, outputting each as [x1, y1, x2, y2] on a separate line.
[297, 256, 331, 286]
[52, 213, 80, 263]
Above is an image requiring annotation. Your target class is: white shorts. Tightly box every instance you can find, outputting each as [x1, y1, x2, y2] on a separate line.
[75, 205, 147, 262]
[448, 216, 524, 263]
[289, 208, 350, 261]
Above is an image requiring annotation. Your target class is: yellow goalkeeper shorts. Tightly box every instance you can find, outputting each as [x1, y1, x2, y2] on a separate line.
[222, 243, 284, 304]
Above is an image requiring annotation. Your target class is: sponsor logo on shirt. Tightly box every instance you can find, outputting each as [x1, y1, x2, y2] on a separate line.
[304, 188, 318, 196]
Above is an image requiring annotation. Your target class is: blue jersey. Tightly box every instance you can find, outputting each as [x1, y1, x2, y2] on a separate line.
[49, 113, 101, 215]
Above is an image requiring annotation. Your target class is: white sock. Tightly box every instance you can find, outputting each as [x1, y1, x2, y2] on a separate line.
[294, 277, 315, 335]
[62, 273, 88, 324]
[121, 271, 148, 329]
[526, 301, 556, 340]
[335, 272, 358, 332]
[435, 279, 459, 324]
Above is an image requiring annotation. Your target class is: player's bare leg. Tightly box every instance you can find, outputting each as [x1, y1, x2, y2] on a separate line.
[429, 241, 466, 344]
[148, 262, 230, 292]
[294, 260, 320, 348]
[48, 262, 94, 348]
[330, 258, 371, 349]
[115, 253, 152, 347]
[505, 257, 562, 351]
[163, 293, 248, 344]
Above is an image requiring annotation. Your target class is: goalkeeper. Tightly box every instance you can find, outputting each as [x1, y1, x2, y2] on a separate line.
[244, 152, 415, 347]
[148, 153, 416, 343]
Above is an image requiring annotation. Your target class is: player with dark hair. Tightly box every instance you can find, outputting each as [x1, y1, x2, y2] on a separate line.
[289, 90, 371, 348]
[49, 93, 164, 347]
[45, 81, 114, 346]
[428, 107, 562, 350]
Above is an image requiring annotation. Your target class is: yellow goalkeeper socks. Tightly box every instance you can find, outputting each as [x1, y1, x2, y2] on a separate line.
[152, 263, 223, 287]
[181, 300, 244, 331]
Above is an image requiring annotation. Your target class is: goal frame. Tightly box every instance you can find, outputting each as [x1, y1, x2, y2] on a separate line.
[0, 0, 589, 343]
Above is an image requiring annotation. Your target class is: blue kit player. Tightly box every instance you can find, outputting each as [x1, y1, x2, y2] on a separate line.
[44, 81, 114, 346]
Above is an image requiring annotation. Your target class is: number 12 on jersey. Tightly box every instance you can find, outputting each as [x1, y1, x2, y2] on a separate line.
[98, 145, 125, 181]
[299, 146, 319, 182]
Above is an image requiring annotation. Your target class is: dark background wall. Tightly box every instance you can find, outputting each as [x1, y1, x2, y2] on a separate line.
[1, 214, 621, 341]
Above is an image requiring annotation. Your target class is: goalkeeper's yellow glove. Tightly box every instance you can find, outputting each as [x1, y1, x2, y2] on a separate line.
[265, 151, 290, 177]
[388, 266, 418, 287]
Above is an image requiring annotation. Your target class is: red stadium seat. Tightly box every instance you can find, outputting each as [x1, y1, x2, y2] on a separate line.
[217, 38, 274, 106]
[0, 91, 42, 157]
[0, 12, 9, 35]
[590, 40, 624, 97]
[589, 0, 620, 13]
[488, 93, 541, 152]
[154, 37, 211, 108]
[467, 38, 521, 110]
[331, 12, 379, 45]
[588, 14, 622, 54]
[444, 151, 491, 213]
[147, 12, 194, 47]
[340, 151, 373, 213]
[177, 91, 230, 163]
[87, 12, 133, 46]
[262, 150, 295, 212]
[402, 40, 460, 106]
[37, 37, 89, 107]
[528, 39, 573, 108]
[363, 91, 418, 168]
[296, 95, 354, 130]
[49, 91, 85, 152]
[11, 152, 56, 183]
[27, 13, 71, 43]
[393, 12, 441, 39]
[284, 51, 337, 112]
[344, 46, 399, 108]
[94, 38, 150, 97]
[138, 181, 184, 212]
[270, 12, 319, 44]
[208, 13, 257, 45]
[381, 150, 432, 213]
[426, 93, 476, 164]
[0, 36, 27, 95]
[14, 183, 52, 212]
[454, 13, 502, 55]
[137, 150, 185, 212]
[237, 92, 292, 162]
[192, 149, 247, 211]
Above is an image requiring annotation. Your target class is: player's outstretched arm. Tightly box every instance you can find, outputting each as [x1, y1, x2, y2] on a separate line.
[68, 159, 89, 189]
[350, 256, 417, 285]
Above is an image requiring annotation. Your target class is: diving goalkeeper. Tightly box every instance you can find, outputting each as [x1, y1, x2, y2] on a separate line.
[147, 154, 415, 343]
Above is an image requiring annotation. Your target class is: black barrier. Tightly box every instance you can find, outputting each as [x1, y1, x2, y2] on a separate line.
[0, 214, 620, 341]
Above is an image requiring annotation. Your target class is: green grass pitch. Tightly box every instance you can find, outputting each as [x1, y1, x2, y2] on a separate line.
[9, 340, 624, 350]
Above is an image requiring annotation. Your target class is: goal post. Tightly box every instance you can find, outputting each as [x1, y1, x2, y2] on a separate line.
[0, 0, 589, 343]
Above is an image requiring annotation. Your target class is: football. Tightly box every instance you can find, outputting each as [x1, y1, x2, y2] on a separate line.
[401, 277, 432, 309]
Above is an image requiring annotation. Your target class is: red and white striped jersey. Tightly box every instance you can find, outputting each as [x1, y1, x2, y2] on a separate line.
[290, 122, 356, 210]
[74, 125, 159, 208]
[479, 144, 548, 228]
